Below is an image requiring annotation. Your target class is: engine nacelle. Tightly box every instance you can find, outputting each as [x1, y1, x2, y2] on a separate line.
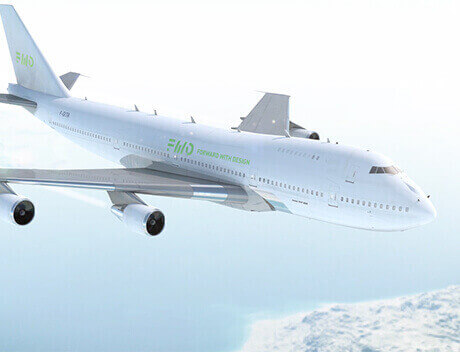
[112, 203, 165, 236]
[0, 193, 35, 226]
[289, 128, 320, 140]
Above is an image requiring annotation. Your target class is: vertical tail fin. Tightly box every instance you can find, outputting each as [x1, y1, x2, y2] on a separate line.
[0, 5, 69, 97]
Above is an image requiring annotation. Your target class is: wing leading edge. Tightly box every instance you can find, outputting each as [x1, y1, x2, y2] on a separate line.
[0, 167, 248, 202]
[0, 167, 277, 212]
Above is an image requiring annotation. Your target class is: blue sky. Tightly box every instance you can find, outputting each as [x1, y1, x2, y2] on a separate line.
[0, 1, 459, 351]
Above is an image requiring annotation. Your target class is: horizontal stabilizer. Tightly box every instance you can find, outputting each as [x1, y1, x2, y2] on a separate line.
[0, 93, 36, 108]
[60, 71, 83, 90]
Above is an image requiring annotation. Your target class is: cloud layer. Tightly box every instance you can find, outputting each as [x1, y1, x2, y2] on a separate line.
[240, 286, 459, 352]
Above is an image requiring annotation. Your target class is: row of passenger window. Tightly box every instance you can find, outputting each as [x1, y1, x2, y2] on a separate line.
[51, 121, 111, 142]
[277, 147, 321, 160]
[115, 140, 246, 179]
[122, 141, 169, 158]
[340, 196, 409, 212]
[179, 156, 245, 178]
[369, 165, 401, 175]
[258, 177, 324, 198]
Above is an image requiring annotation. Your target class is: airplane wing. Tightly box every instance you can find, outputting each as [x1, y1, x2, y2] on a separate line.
[237, 92, 290, 136]
[0, 167, 272, 211]
[0, 167, 243, 202]
[0, 167, 275, 236]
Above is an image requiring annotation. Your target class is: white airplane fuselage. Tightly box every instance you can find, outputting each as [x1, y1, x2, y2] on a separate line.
[9, 84, 436, 232]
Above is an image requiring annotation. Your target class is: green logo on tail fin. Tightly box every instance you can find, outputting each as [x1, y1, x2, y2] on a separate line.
[15, 51, 34, 68]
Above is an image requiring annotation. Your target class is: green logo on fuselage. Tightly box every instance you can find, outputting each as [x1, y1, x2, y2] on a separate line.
[15, 51, 34, 68]
[167, 138, 194, 155]
[166, 137, 250, 165]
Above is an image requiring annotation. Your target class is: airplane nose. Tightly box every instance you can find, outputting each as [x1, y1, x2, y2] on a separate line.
[415, 198, 437, 225]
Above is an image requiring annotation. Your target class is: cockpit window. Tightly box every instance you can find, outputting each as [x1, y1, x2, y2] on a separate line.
[384, 166, 399, 174]
[369, 165, 401, 175]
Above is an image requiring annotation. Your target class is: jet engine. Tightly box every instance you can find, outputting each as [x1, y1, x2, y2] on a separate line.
[0, 193, 35, 226]
[111, 203, 165, 236]
[289, 128, 320, 140]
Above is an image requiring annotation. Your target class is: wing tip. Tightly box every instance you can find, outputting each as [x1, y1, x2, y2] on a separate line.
[255, 90, 290, 98]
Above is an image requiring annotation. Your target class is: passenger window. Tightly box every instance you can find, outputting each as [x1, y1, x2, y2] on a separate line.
[392, 205, 396, 210]
[380, 204, 383, 209]
[357, 200, 360, 205]
[405, 207, 409, 212]
[399, 206, 402, 211]
[351, 199, 354, 204]
[374, 203, 377, 208]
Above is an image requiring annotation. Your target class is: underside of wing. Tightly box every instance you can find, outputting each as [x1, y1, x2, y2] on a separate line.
[237, 92, 290, 136]
[0, 167, 272, 211]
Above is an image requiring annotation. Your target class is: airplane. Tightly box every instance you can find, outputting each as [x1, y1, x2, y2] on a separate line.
[0, 5, 436, 236]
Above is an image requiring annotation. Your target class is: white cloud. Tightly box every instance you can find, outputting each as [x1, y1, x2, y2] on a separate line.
[240, 286, 459, 352]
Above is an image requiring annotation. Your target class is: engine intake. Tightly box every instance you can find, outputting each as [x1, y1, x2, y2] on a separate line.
[0, 193, 35, 226]
[112, 203, 165, 236]
[289, 128, 320, 140]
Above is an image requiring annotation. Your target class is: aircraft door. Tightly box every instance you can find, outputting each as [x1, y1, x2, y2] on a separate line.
[345, 164, 359, 184]
[248, 167, 258, 187]
[113, 138, 120, 150]
[328, 183, 340, 208]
